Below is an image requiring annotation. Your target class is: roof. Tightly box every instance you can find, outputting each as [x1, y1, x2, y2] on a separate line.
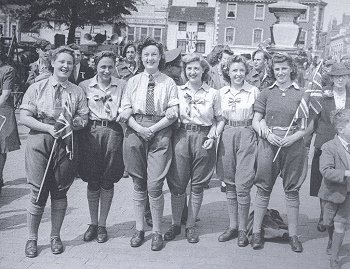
[168, 6, 215, 22]
[217, 0, 327, 6]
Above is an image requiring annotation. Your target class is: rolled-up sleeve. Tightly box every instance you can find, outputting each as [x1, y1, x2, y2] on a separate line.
[167, 78, 179, 108]
[75, 87, 89, 118]
[120, 78, 134, 111]
[20, 85, 37, 115]
[213, 90, 222, 119]
[253, 89, 267, 115]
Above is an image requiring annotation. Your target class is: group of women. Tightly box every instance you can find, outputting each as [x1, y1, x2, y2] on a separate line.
[17, 37, 344, 258]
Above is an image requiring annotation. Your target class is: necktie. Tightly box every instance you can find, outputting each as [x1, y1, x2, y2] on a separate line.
[146, 74, 155, 115]
[54, 84, 63, 118]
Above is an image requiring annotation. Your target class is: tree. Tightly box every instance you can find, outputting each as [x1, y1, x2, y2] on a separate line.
[3, 0, 140, 44]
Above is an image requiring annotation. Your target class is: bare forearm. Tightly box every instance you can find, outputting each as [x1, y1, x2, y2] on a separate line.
[149, 117, 176, 133]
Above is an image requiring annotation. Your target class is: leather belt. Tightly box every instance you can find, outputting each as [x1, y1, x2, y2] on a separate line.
[226, 119, 252, 127]
[134, 114, 162, 123]
[270, 126, 297, 137]
[179, 123, 211, 132]
[89, 120, 118, 128]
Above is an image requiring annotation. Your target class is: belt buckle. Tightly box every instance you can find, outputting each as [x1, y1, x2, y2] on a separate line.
[191, 125, 197, 131]
[101, 120, 108, 127]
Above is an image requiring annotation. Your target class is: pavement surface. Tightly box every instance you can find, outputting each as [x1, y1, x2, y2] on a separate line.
[0, 112, 349, 269]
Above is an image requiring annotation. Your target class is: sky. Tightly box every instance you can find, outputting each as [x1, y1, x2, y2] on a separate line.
[319, 0, 350, 30]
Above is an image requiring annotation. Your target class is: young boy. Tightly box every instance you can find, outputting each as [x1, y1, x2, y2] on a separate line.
[318, 108, 350, 269]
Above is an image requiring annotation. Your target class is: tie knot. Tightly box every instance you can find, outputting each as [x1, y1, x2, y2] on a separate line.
[148, 75, 155, 87]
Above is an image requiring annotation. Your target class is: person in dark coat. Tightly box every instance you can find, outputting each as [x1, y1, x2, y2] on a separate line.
[68, 44, 94, 85]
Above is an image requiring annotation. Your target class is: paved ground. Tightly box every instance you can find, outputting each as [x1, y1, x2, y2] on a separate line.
[0, 113, 349, 269]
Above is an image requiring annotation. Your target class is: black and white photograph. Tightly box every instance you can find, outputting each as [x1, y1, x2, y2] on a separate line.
[0, 0, 350, 268]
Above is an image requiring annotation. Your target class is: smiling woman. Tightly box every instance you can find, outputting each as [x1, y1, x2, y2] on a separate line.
[19, 46, 89, 258]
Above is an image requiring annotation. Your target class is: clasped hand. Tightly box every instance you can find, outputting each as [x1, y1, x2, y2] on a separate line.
[267, 133, 297, 147]
[137, 126, 154, 141]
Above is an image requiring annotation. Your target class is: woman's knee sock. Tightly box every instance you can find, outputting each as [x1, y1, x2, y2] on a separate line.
[252, 191, 270, 233]
[171, 193, 186, 226]
[285, 192, 300, 237]
[226, 190, 238, 229]
[87, 187, 100, 225]
[27, 203, 45, 241]
[237, 192, 251, 231]
[133, 189, 147, 231]
[50, 197, 67, 239]
[149, 193, 164, 233]
[98, 187, 114, 227]
[186, 192, 203, 228]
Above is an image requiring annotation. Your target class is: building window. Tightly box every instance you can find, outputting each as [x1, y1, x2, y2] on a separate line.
[75, 32, 81, 45]
[227, 3, 237, 19]
[10, 24, 17, 38]
[140, 27, 148, 40]
[179, 22, 187, 31]
[127, 27, 135, 42]
[154, 28, 162, 42]
[254, 4, 265, 20]
[54, 22, 61, 31]
[177, 40, 187, 53]
[0, 24, 4, 35]
[252, 28, 263, 45]
[299, 30, 307, 46]
[196, 41, 205, 53]
[298, 7, 309, 22]
[225, 27, 235, 45]
[198, 22, 206, 32]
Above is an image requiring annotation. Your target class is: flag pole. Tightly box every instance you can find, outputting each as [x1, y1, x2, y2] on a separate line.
[36, 138, 58, 203]
[272, 113, 296, 163]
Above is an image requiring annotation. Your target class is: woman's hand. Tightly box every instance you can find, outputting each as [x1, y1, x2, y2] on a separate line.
[165, 106, 178, 120]
[47, 125, 60, 139]
[117, 108, 132, 123]
[266, 133, 282, 147]
[279, 133, 299, 147]
[137, 127, 154, 141]
[202, 138, 214, 150]
[259, 120, 270, 138]
[72, 117, 85, 128]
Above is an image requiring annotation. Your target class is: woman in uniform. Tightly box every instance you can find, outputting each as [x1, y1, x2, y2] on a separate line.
[78, 51, 130, 244]
[251, 54, 307, 253]
[121, 37, 178, 251]
[216, 55, 259, 247]
[20, 46, 88, 258]
[164, 53, 221, 244]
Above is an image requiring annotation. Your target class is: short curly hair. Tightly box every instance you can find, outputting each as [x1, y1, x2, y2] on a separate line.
[330, 108, 350, 130]
[182, 53, 210, 82]
[50, 46, 75, 64]
[137, 37, 165, 71]
[93, 51, 116, 67]
[271, 53, 297, 81]
[222, 55, 249, 84]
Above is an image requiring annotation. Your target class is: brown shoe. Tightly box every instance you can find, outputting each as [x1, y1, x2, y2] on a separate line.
[251, 232, 264, 249]
[289, 235, 303, 253]
[164, 224, 181, 241]
[151, 232, 163, 251]
[185, 226, 199, 243]
[237, 230, 249, 247]
[218, 227, 238, 242]
[97, 226, 108, 243]
[25, 240, 38, 258]
[83, 224, 98, 242]
[50, 237, 63, 254]
[130, 230, 145, 247]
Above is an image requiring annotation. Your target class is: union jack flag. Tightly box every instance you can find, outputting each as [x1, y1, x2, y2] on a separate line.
[54, 93, 74, 160]
[292, 60, 324, 129]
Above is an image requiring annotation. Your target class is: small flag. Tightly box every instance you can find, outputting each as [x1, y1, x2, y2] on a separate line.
[54, 93, 74, 160]
[0, 115, 6, 132]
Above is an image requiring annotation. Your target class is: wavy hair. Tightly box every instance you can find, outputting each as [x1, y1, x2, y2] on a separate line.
[93, 51, 116, 67]
[271, 53, 297, 81]
[222, 55, 249, 84]
[137, 37, 165, 71]
[182, 53, 210, 82]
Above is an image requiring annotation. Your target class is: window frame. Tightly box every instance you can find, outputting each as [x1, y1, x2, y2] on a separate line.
[177, 39, 187, 53]
[298, 7, 309, 23]
[10, 23, 17, 38]
[196, 41, 206, 53]
[179, 21, 187, 31]
[153, 28, 162, 42]
[227, 3, 238, 19]
[299, 30, 307, 46]
[225, 27, 235, 45]
[252, 28, 263, 46]
[127, 26, 135, 42]
[254, 4, 265, 21]
[197, 22, 206, 32]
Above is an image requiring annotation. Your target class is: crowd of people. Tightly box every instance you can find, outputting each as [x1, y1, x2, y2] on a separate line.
[0, 37, 349, 269]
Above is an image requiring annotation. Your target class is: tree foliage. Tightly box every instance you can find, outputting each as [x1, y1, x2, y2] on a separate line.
[2, 0, 140, 44]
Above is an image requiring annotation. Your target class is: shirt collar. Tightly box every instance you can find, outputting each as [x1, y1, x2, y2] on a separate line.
[181, 82, 210, 93]
[268, 81, 300, 90]
[143, 70, 160, 79]
[224, 81, 253, 94]
[49, 75, 68, 89]
[89, 75, 119, 88]
[338, 135, 350, 150]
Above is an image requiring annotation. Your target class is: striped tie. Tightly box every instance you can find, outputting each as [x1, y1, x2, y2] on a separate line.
[54, 84, 63, 118]
[146, 74, 155, 115]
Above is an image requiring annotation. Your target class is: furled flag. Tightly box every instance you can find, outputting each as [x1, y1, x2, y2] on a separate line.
[54, 93, 74, 160]
[0, 115, 6, 132]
